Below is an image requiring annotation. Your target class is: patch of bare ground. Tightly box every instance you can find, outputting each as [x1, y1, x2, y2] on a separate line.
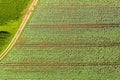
[43, 4, 120, 9]
[27, 24, 120, 28]
[0, 62, 119, 67]
[2, 62, 119, 72]
[15, 42, 120, 48]
[15, 37, 28, 49]
[16, 37, 28, 44]
[6, 66, 74, 72]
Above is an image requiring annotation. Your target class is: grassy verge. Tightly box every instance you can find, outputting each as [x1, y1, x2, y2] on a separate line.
[0, 0, 33, 54]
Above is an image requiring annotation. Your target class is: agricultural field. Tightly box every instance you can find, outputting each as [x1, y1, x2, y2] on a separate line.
[0, 0, 120, 80]
[0, 0, 31, 53]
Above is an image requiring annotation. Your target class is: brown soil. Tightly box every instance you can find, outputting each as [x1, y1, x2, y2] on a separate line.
[27, 24, 120, 28]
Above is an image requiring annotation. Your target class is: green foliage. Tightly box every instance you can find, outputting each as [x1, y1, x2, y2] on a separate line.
[0, 0, 120, 79]
[0, 0, 30, 25]
[0, 0, 30, 53]
[0, 31, 11, 51]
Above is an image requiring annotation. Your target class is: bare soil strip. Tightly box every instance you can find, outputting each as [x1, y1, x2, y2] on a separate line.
[0, 62, 119, 66]
[16, 42, 120, 47]
[43, 4, 120, 9]
[27, 24, 120, 28]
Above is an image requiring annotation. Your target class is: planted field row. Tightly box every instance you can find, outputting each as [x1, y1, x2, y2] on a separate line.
[17, 27, 120, 44]
[27, 24, 120, 28]
[0, 0, 120, 79]
[2, 46, 119, 63]
[30, 5, 120, 25]
[0, 65, 119, 80]
[16, 42, 120, 47]
[40, 0, 120, 5]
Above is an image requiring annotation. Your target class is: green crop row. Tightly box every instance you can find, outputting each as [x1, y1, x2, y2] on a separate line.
[0, 0, 120, 79]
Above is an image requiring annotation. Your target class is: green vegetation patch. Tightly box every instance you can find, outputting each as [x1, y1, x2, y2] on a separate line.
[0, 0, 120, 79]
[0, 31, 11, 51]
[0, 0, 30, 25]
[0, 0, 31, 54]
